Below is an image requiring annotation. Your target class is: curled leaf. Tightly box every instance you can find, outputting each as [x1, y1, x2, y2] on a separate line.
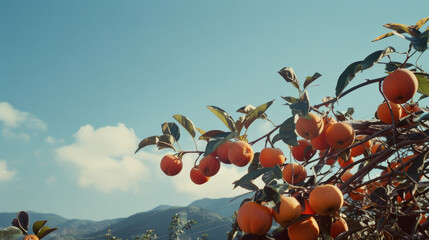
[173, 114, 196, 138]
[244, 100, 275, 129]
[278, 67, 300, 92]
[207, 106, 237, 132]
[303, 72, 322, 90]
[236, 105, 256, 114]
[157, 134, 176, 151]
[161, 122, 180, 141]
[198, 130, 225, 141]
[135, 136, 159, 154]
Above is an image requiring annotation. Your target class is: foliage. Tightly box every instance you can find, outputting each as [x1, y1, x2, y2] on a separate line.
[136, 17, 429, 239]
[0, 211, 57, 240]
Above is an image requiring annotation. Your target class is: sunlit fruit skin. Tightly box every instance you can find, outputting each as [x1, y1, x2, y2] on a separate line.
[287, 216, 319, 240]
[350, 135, 373, 157]
[310, 118, 335, 150]
[382, 69, 418, 104]
[190, 167, 209, 185]
[338, 156, 354, 168]
[23, 235, 39, 240]
[283, 163, 307, 185]
[160, 154, 183, 176]
[259, 148, 286, 168]
[377, 101, 402, 124]
[216, 141, 232, 164]
[325, 122, 355, 149]
[295, 112, 324, 140]
[272, 195, 302, 227]
[349, 186, 364, 201]
[198, 155, 221, 177]
[340, 170, 353, 182]
[228, 141, 254, 167]
[330, 217, 348, 239]
[309, 184, 344, 216]
[236, 201, 273, 235]
[371, 142, 386, 154]
[401, 103, 423, 118]
[291, 139, 315, 162]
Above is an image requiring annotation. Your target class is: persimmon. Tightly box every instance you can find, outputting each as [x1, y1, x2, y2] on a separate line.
[287, 216, 319, 240]
[366, 181, 384, 195]
[23, 235, 39, 240]
[190, 167, 209, 185]
[160, 154, 183, 176]
[349, 186, 365, 201]
[420, 215, 427, 224]
[371, 142, 386, 154]
[228, 141, 254, 167]
[310, 117, 336, 150]
[401, 154, 418, 171]
[330, 217, 349, 239]
[283, 163, 307, 184]
[396, 192, 413, 203]
[259, 147, 286, 168]
[382, 69, 418, 104]
[216, 141, 232, 164]
[301, 199, 316, 215]
[325, 122, 355, 149]
[340, 170, 353, 182]
[291, 139, 315, 162]
[319, 150, 335, 165]
[272, 195, 302, 227]
[401, 103, 423, 118]
[198, 155, 220, 177]
[377, 101, 402, 124]
[236, 201, 273, 235]
[338, 156, 354, 168]
[295, 112, 324, 140]
[350, 135, 373, 157]
[309, 184, 344, 216]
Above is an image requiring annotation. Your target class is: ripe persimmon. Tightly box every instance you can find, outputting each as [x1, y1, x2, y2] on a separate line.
[350, 135, 373, 157]
[401, 103, 423, 118]
[295, 112, 324, 140]
[198, 155, 221, 177]
[382, 69, 418, 104]
[340, 170, 353, 182]
[228, 141, 254, 167]
[190, 167, 209, 184]
[287, 216, 319, 240]
[160, 154, 183, 176]
[309, 184, 343, 216]
[23, 235, 39, 240]
[272, 195, 302, 227]
[349, 186, 365, 201]
[283, 163, 307, 185]
[366, 181, 383, 194]
[310, 117, 336, 150]
[330, 217, 349, 239]
[291, 139, 315, 162]
[236, 201, 273, 235]
[259, 147, 286, 168]
[216, 141, 232, 164]
[371, 142, 386, 154]
[377, 101, 402, 124]
[338, 156, 354, 168]
[325, 122, 355, 149]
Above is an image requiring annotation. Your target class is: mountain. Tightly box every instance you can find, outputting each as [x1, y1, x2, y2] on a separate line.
[0, 196, 246, 240]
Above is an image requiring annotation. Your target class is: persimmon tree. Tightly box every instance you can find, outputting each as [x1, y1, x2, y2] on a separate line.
[135, 17, 429, 240]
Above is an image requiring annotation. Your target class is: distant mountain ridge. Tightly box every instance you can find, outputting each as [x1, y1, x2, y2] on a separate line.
[0, 196, 246, 239]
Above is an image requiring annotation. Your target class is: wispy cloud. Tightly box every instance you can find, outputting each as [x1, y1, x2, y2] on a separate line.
[46, 136, 64, 145]
[0, 102, 46, 140]
[56, 123, 149, 193]
[0, 159, 16, 181]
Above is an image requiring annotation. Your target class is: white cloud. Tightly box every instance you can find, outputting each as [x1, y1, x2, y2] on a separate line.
[0, 102, 46, 140]
[171, 153, 254, 198]
[56, 123, 149, 193]
[0, 160, 16, 181]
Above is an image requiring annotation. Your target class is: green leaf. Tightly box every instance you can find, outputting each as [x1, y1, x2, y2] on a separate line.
[135, 136, 159, 153]
[173, 114, 196, 138]
[37, 226, 58, 239]
[203, 132, 237, 156]
[360, 47, 395, 70]
[414, 17, 429, 30]
[406, 31, 429, 51]
[33, 220, 47, 235]
[0, 226, 23, 240]
[281, 96, 300, 104]
[372, 32, 395, 42]
[233, 167, 271, 189]
[157, 134, 176, 151]
[236, 105, 256, 114]
[161, 122, 180, 141]
[272, 133, 282, 144]
[288, 92, 310, 117]
[279, 116, 298, 146]
[415, 73, 429, 96]
[248, 152, 261, 173]
[335, 61, 363, 97]
[383, 23, 415, 35]
[235, 115, 246, 135]
[278, 67, 301, 92]
[385, 62, 414, 72]
[207, 106, 237, 132]
[198, 130, 224, 141]
[262, 165, 283, 184]
[244, 100, 275, 129]
[303, 72, 322, 90]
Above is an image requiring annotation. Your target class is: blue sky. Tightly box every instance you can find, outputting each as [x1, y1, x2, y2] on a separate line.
[1, 1, 428, 220]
